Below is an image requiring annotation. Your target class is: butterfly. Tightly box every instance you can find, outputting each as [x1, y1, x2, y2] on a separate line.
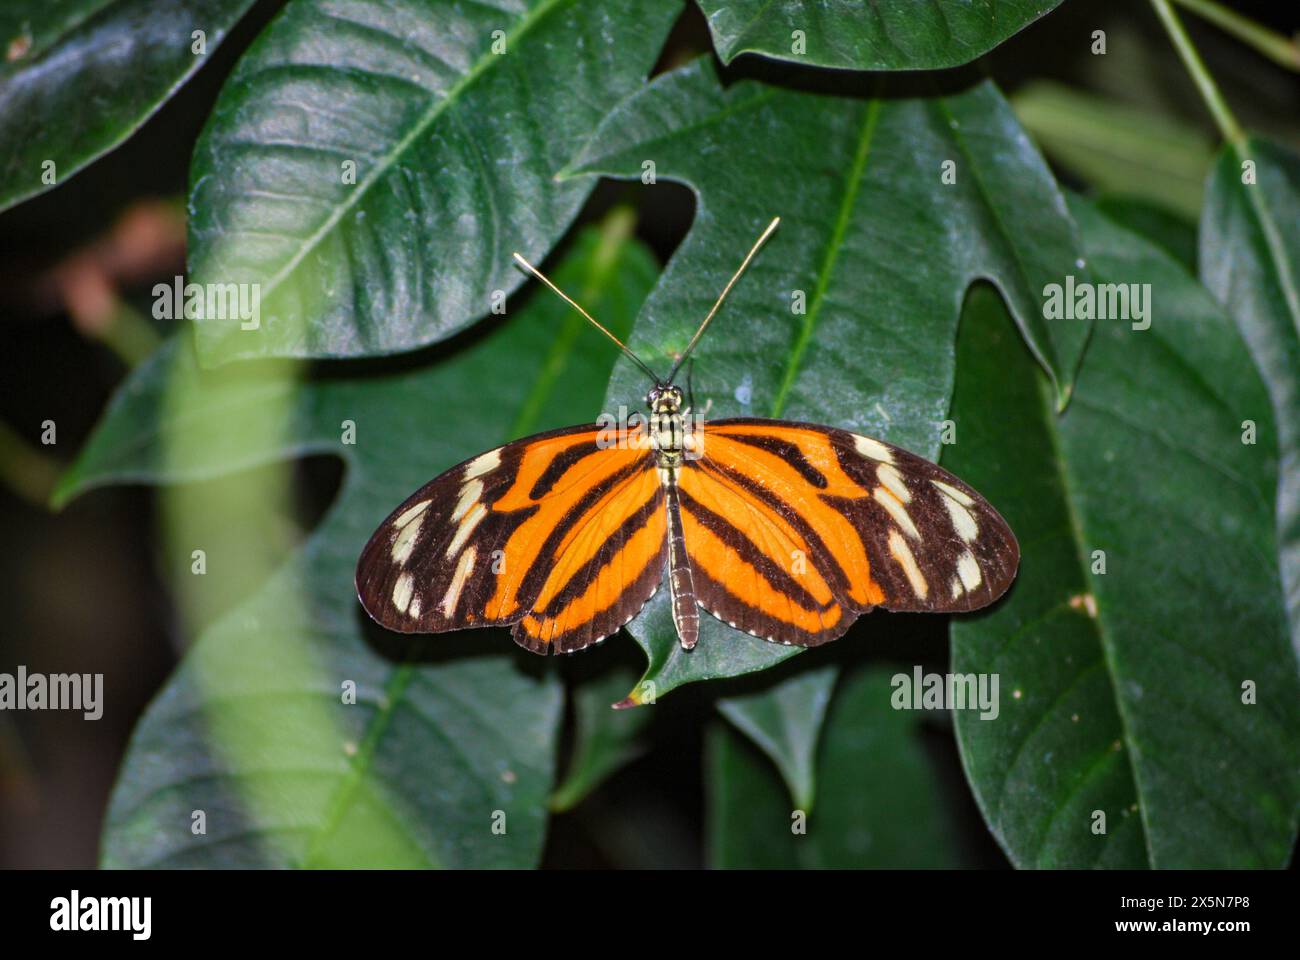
[356, 218, 1019, 655]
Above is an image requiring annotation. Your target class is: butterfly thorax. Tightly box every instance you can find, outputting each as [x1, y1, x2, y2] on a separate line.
[647, 385, 688, 470]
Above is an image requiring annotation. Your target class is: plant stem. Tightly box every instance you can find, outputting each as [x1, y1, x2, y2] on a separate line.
[1170, 0, 1300, 71]
[0, 418, 61, 507]
[101, 302, 162, 368]
[1150, 0, 1247, 146]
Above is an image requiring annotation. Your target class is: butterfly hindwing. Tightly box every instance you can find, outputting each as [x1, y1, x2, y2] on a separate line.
[358, 416, 1018, 653]
[677, 418, 1019, 646]
[355, 423, 664, 655]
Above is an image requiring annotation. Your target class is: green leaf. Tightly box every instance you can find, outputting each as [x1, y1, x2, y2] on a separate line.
[187, 0, 680, 363]
[716, 665, 837, 810]
[58, 221, 659, 867]
[549, 666, 651, 813]
[1094, 195, 1197, 274]
[1200, 137, 1300, 651]
[948, 198, 1300, 868]
[569, 61, 1090, 701]
[0, 0, 256, 213]
[1010, 80, 1214, 221]
[709, 667, 961, 868]
[697, 0, 1061, 71]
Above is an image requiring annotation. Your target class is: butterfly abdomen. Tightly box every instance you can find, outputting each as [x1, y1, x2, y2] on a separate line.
[664, 473, 699, 649]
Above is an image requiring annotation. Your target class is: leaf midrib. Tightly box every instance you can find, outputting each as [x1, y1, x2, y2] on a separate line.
[1235, 140, 1300, 344]
[769, 98, 881, 418]
[245, 0, 577, 309]
[1030, 368, 1155, 865]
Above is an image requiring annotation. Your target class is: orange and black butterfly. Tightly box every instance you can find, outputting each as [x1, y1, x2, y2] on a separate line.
[357, 218, 1019, 655]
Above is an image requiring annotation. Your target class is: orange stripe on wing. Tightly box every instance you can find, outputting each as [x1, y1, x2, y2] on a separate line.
[678, 465, 834, 606]
[680, 507, 842, 633]
[529, 499, 667, 645]
[495, 430, 599, 505]
[534, 466, 661, 611]
[700, 429, 884, 607]
[485, 436, 647, 619]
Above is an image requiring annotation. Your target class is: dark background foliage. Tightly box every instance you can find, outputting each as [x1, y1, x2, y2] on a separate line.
[1, 1, 1297, 868]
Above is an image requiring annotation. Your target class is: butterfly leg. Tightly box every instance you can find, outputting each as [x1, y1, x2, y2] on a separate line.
[664, 474, 699, 649]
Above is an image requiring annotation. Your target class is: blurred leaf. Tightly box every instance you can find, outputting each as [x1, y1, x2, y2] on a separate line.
[58, 222, 659, 867]
[549, 667, 650, 813]
[697, 0, 1061, 71]
[1200, 137, 1300, 652]
[1094, 194, 1196, 272]
[570, 61, 1090, 702]
[1011, 80, 1214, 220]
[187, 0, 679, 363]
[948, 198, 1300, 868]
[709, 667, 961, 868]
[0, 0, 256, 213]
[716, 665, 837, 810]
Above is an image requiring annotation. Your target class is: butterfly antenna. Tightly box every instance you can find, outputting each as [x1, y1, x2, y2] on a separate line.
[666, 216, 780, 385]
[512, 252, 661, 385]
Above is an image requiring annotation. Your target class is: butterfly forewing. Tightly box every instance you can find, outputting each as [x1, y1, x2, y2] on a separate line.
[357, 416, 1018, 654]
[677, 419, 1019, 646]
[355, 423, 664, 654]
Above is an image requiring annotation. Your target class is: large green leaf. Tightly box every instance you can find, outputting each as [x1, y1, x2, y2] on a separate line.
[1200, 137, 1300, 653]
[568, 60, 1090, 702]
[0, 0, 256, 213]
[56, 222, 659, 867]
[709, 667, 962, 868]
[697, 0, 1061, 71]
[1094, 195, 1197, 273]
[1010, 81, 1214, 222]
[187, 0, 679, 363]
[549, 666, 650, 813]
[949, 198, 1300, 868]
[716, 664, 837, 810]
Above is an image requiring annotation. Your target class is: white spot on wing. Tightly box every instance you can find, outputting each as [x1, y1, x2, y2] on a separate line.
[957, 551, 982, 591]
[451, 479, 483, 521]
[446, 502, 487, 558]
[874, 487, 919, 540]
[939, 489, 979, 542]
[853, 433, 894, 464]
[393, 499, 431, 528]
[888, 528, 928, 599]
[932, 479, 974, 507]
[392, 573, 415, 614]
[392, 513, 424, 564]
[441, 546, 477, 618]
[877, 463, 911, 503]
[464, 449, 501, 481]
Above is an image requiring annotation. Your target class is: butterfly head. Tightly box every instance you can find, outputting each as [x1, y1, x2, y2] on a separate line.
[646, 384, 683, 414]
